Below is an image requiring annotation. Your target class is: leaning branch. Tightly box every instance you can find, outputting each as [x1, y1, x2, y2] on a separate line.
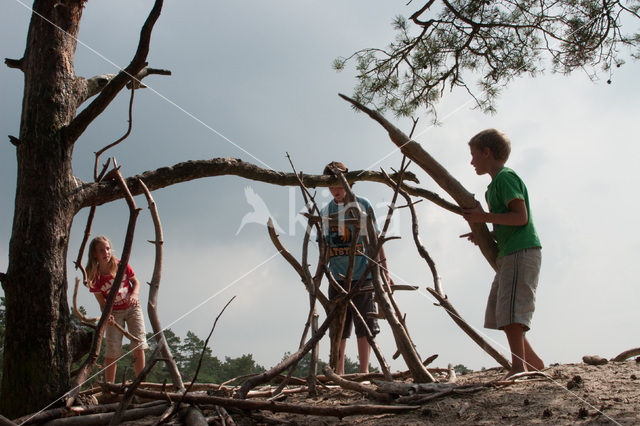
[339, 93, 498, 270]
[322, 366, 392, 403]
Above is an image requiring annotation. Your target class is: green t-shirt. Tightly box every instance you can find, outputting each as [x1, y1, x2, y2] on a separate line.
[486, 167, 541, 258]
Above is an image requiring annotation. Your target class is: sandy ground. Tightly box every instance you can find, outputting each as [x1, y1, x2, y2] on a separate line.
[225, 359, 640, 425]
[108, 358, 640, 425]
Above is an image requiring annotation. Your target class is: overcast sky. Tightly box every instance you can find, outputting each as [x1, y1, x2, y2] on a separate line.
[2, 0, 639, 376]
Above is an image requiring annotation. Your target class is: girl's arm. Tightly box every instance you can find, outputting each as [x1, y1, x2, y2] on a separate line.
[129, 276, 141, 307]
[93, 292, 115, 325]
[94, 293, 106, 311]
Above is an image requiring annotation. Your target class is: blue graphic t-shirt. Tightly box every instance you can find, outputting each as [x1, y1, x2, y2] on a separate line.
[320, 196, 379, 281]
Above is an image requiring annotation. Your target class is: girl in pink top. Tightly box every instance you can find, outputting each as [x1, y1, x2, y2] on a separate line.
[86, 236, 148, 383]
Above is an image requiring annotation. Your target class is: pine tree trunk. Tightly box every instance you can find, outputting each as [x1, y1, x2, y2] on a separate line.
[0, 0, 84, 417]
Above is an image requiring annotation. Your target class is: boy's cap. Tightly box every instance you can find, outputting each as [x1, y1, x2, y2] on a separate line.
[323, 161, 348, 176]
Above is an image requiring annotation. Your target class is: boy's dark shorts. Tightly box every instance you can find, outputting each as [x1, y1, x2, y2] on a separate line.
[329, 281, 380, 339]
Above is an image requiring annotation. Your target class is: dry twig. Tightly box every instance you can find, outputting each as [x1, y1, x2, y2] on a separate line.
[139, 178, 185, 391]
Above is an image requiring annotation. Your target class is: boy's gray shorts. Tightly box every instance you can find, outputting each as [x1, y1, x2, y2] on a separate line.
[485, 248, 541, 331]
[104, 304, 149, 358]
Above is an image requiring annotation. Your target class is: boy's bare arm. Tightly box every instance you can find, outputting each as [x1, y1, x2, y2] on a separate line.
[461, 199, 528, 227]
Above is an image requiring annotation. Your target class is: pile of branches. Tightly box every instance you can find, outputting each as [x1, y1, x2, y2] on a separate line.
[11, 364, 489, 425]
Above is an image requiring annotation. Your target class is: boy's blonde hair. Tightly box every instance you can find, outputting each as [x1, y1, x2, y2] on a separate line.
[85, 235, 119, 285]
[468, 129, 511, 163]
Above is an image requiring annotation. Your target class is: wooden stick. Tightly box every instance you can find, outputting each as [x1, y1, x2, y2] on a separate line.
[139, 179, 185, 391]
[426, 288, 511, 369]
[322, 366, 392, 403]
[611, 347, 640, 362]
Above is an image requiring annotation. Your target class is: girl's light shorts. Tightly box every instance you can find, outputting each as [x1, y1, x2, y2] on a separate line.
[484, 248, 541, 331]
[104, 304, 149, 358]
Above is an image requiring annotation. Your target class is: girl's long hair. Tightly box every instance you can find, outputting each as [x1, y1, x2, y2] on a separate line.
[85, 236, 119, 285]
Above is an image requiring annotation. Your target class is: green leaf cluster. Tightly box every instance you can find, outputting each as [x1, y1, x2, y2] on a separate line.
[337, 0, 640, 117]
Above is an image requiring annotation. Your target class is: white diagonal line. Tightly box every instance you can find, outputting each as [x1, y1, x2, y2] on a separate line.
[9, 0, 278, 173]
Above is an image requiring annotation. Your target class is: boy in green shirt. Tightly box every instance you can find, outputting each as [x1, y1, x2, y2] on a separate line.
[461, 129, 544, 378]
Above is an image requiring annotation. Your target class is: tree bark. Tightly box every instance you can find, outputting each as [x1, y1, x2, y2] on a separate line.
[1, 0, 165, 417]
[1, 0, 85, 417]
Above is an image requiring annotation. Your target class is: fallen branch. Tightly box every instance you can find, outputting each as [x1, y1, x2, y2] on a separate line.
[212, 405, 236, 426]
[35, 403, 170, 426]
[322, 366, 392, 403]
[373, 380, 456, 396]
[76, 160, 420, 209]
[101, 383, 419, 418]
[611, 347, 640, 362]
[14, 401, 168, 425]
[370, 375, 489, 405]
